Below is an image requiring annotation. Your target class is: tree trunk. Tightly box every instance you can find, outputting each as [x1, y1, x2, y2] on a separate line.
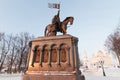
[0, 55, 7, 71]
[18, 55, 23, 72]
[116, 53, 120, 65]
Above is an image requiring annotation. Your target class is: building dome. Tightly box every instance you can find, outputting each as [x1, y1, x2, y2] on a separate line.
[97, 50, 103, 57]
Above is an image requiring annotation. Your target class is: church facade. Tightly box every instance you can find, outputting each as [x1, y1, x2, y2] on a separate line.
[83, 50, 113, 69]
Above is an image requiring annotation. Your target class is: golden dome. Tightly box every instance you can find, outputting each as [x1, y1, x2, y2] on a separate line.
[97, 50, 103, 57]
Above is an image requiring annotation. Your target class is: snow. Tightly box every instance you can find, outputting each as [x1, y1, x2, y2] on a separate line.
[82, 68, 120, 80]
[0, 68, 120, 80]
[0, 73, 22, 80]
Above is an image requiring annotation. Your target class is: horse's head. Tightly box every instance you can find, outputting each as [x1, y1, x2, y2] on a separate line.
[63, 16, 74, 25]
[66, 16, 74, 25]
[68, 16, 74, 25]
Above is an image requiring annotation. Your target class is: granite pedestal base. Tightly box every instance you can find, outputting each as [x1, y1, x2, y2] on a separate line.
[22, 35, 85, 80]
[22, 71, 85, 80]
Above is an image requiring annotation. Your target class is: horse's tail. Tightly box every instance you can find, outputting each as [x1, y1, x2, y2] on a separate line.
[44, 26, 47, 36]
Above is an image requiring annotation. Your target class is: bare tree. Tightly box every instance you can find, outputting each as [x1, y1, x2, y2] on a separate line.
[105, 28, 120, 65]
[16, 32, 33, 72]
[0, 32, 33, 73]
[0, 33, 12, 71]
[6, 36, 18, 73]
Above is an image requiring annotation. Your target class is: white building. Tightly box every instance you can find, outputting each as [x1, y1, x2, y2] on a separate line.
[83, 50, 113, 69]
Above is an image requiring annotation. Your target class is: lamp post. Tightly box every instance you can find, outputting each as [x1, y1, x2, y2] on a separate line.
[99, 58, 106, 76]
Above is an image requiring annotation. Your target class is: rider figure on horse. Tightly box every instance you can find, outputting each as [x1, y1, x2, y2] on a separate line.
[51, 10, 61, 31]
[44, 10, 74, 36]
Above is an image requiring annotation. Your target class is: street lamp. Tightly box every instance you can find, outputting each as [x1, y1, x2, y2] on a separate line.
[99, 58, 106, 76]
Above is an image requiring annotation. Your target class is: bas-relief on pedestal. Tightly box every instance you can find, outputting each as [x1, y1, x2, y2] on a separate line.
[22, 34, 85, 80]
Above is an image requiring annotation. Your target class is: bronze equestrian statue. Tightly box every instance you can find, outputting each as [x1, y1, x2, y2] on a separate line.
[44, 10, 74, 36]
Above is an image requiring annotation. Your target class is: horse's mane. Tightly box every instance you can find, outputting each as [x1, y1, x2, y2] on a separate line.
[63, 16, 73, 22]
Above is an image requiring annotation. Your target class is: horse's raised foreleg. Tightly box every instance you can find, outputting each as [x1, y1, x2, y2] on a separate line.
[61, 25, 67, 35]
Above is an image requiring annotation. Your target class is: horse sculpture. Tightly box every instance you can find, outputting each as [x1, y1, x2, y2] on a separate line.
[44, 16, 74, 36]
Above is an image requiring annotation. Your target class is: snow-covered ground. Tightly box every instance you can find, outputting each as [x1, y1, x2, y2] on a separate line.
[0, 68, 120, 80]
[82, 68, 120, 80]
[0, 73, 22, 80]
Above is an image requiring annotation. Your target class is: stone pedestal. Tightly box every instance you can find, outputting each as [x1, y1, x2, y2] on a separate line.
[22, 34, 85, 80]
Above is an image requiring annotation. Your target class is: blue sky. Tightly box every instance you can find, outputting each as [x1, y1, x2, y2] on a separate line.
[0, 0, 120, 58]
